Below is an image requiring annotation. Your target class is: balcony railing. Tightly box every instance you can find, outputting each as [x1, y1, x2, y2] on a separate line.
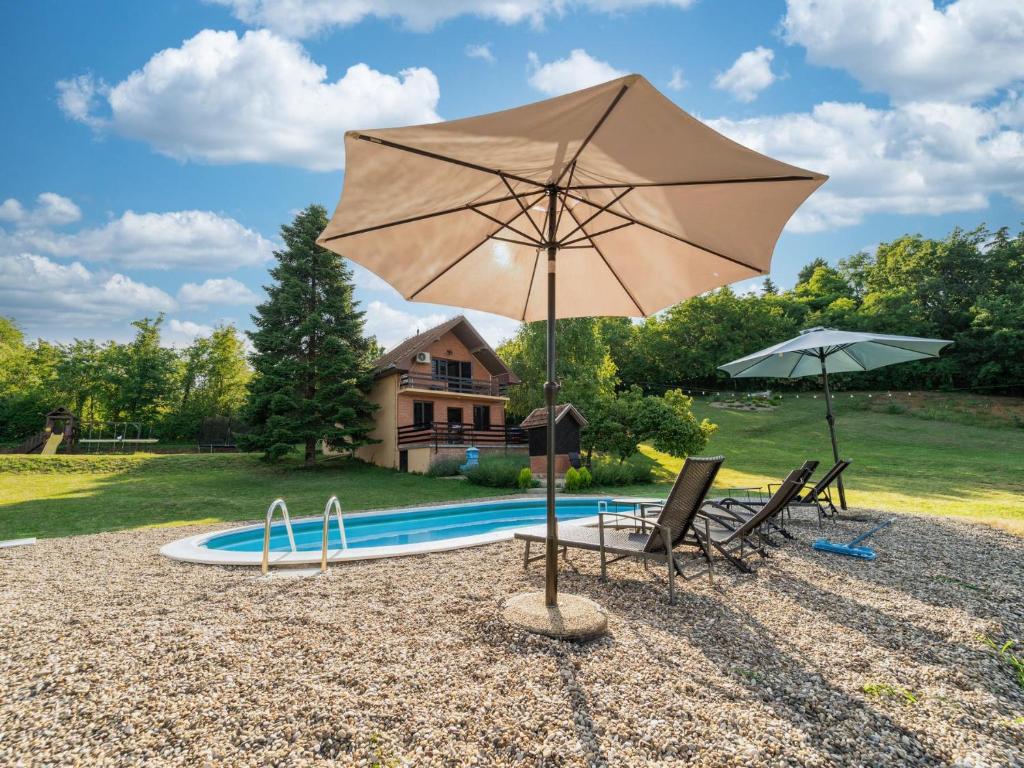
[397, 421, 527, 448]
[398, 372, 512, 396]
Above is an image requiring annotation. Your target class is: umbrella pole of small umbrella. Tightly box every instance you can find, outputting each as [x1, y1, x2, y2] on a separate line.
[543, 186, 559, 606]
[818, 351, 847, 510]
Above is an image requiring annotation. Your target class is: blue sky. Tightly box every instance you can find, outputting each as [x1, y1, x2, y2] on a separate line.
[1, 0, 1022, 348]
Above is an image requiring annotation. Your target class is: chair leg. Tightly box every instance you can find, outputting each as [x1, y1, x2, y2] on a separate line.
[522, 540, 531, 570]
[599, 520, 607, 581]
[662, 527, 675, 605]
[704, 518, 714, 586]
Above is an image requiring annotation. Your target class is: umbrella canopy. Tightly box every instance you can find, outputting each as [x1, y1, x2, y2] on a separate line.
[718, 327, 953, 509]
[318, 74, 827, 610]
[719, 327, 953, 379]
[317, 74, 826, 321]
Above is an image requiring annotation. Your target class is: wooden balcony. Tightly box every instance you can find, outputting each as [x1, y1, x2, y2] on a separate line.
[398, 372, 513, 397]
[397, 421, 527, 448]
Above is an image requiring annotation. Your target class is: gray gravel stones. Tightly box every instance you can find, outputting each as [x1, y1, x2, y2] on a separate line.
[1, 509, 1022, 766]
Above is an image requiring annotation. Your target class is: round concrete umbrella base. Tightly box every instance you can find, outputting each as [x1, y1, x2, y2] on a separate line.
[502, 591, 608, 641]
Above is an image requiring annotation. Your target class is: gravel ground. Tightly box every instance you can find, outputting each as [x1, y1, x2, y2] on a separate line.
[1, 509, 1022, 767]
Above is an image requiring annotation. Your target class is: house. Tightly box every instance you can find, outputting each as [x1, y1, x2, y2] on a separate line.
[353, 316, 526, 473]
[520, 403, 588, 478]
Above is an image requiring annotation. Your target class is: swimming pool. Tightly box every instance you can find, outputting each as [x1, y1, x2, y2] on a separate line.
[159, 496, 618, 567]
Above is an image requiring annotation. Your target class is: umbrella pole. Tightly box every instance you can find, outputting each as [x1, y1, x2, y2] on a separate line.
[544, 185, 560, 607]
[819, 352, 847, 510]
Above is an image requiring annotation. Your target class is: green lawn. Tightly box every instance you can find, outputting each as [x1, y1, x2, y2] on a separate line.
[1, 394, 1022, 540]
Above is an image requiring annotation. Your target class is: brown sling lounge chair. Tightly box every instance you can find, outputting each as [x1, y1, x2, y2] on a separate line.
[514, 456, 724, 604]
[789, 459, 852, 523]
[696, 469, 806, 572]
[711, 462, 817, 540]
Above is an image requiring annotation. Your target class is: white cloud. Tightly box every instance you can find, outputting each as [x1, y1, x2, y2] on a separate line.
[783, 0, 1024, 103]
[362, 299, 520, 351]
[713, 46, 777, 102]
[178, 277, 259, 306]
[465, 43, 495, 63]
[165, 318, 215, 347]
[527, 49, 626, 96]
[56, 74, 104, 126]
[210, 0, 696, 37]
[0, 252, 176, 340]
[58, 29, 441, 171]
[667, 67, 687, 91]
[708, 96, 1024, 232]
[0, 193, 81, 227]
[0, 199, 24, 222]
[4, 202, 274, 270]
[364, 300, 449, 350]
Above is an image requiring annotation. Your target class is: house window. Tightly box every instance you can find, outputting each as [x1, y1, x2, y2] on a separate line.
[447, 407, 463, 424]
[432, 358, 472, 389]
[473, 405, 491, 430]
[413, 401, 434, 428]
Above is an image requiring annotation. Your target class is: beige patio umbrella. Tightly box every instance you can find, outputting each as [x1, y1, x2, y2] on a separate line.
[318, 74, 827, 615]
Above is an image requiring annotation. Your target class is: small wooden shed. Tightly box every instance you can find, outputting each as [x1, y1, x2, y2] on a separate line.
[520, 403, 588, 478]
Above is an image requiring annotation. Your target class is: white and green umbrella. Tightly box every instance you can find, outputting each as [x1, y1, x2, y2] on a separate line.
[718, 327, 953, 508]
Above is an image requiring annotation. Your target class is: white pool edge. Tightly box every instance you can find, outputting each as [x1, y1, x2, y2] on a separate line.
[159, 496, 624, 567]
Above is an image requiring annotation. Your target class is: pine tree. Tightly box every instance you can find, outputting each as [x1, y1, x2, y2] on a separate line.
[243, 205, 378, 464]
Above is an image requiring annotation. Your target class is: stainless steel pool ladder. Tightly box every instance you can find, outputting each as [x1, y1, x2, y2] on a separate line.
[261, 498, 296, 575]
[320, 495, 347, 573]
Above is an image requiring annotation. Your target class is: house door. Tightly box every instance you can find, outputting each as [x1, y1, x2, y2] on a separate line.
[447, 407, 464, 442]
[473, 405, 490, 431]
[399, 450, 408, 472]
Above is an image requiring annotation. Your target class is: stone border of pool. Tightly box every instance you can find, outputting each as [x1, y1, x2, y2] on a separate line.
[158, 496, 620, 567]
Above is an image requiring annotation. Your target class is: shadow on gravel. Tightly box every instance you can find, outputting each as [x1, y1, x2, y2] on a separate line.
[781, 511, 1024, 627]
[635, 594, 951, 767]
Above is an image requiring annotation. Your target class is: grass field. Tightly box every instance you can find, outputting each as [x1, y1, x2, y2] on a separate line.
[1, 393, 1021, 540]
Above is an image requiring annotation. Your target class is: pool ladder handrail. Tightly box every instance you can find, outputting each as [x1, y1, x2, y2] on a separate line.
[261, 498, 297, 575]
[320, 495, 347, 573]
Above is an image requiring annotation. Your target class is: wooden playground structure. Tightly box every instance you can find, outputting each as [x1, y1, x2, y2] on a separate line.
[9, 408, 159, 454]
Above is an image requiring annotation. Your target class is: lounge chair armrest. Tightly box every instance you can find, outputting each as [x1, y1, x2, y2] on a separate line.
[716, 497, 759, 515]
[701, 501, 748, 526]
[598, 511, 663, 529]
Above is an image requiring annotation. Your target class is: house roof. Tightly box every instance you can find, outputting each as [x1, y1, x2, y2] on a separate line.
[519, 403, 588, 430]
[373, 315, 518, 381]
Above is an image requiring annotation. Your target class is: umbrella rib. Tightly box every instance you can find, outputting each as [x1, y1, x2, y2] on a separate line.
[554, 83, 631, 186]
[320, 190, 535, 242]
[563, 191, 762, 274]
[869, 340, 943, 358]
[500, 174, 547, 241]
[557, 186, 634, 245]
[470, 206, 545, 247]
[563, 204, 646, 315]
[567, 175, 818, 190]
[408, 194, 546, 300]
[521, 250, 541, 320]
[787, 352, 805, 379]
[490, 234, 545, 247]
[559, 220, 634, 247]
[841, 346, 870, 371]
[554, 161, 577, 235]
[352, 133, 544, 189]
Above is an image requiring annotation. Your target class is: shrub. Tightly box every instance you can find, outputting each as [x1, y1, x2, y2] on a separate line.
[577, 466, 592, 488]
[564, 467, 582, 491]
[464, 455, 529, 488]
[426, 456, 462, 477]
[590, 460, 652, 486]
[517, 467, 534, 490]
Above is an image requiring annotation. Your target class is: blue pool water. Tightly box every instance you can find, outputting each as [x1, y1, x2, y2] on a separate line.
[204, 497, 612, 552]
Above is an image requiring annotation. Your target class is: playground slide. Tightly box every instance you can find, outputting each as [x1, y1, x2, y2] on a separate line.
[40, 432, 63, 456]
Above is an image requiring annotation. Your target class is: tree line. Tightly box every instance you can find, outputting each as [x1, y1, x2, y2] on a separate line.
[2, 216, 1019, 457]
[0, 315, 251, 443]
